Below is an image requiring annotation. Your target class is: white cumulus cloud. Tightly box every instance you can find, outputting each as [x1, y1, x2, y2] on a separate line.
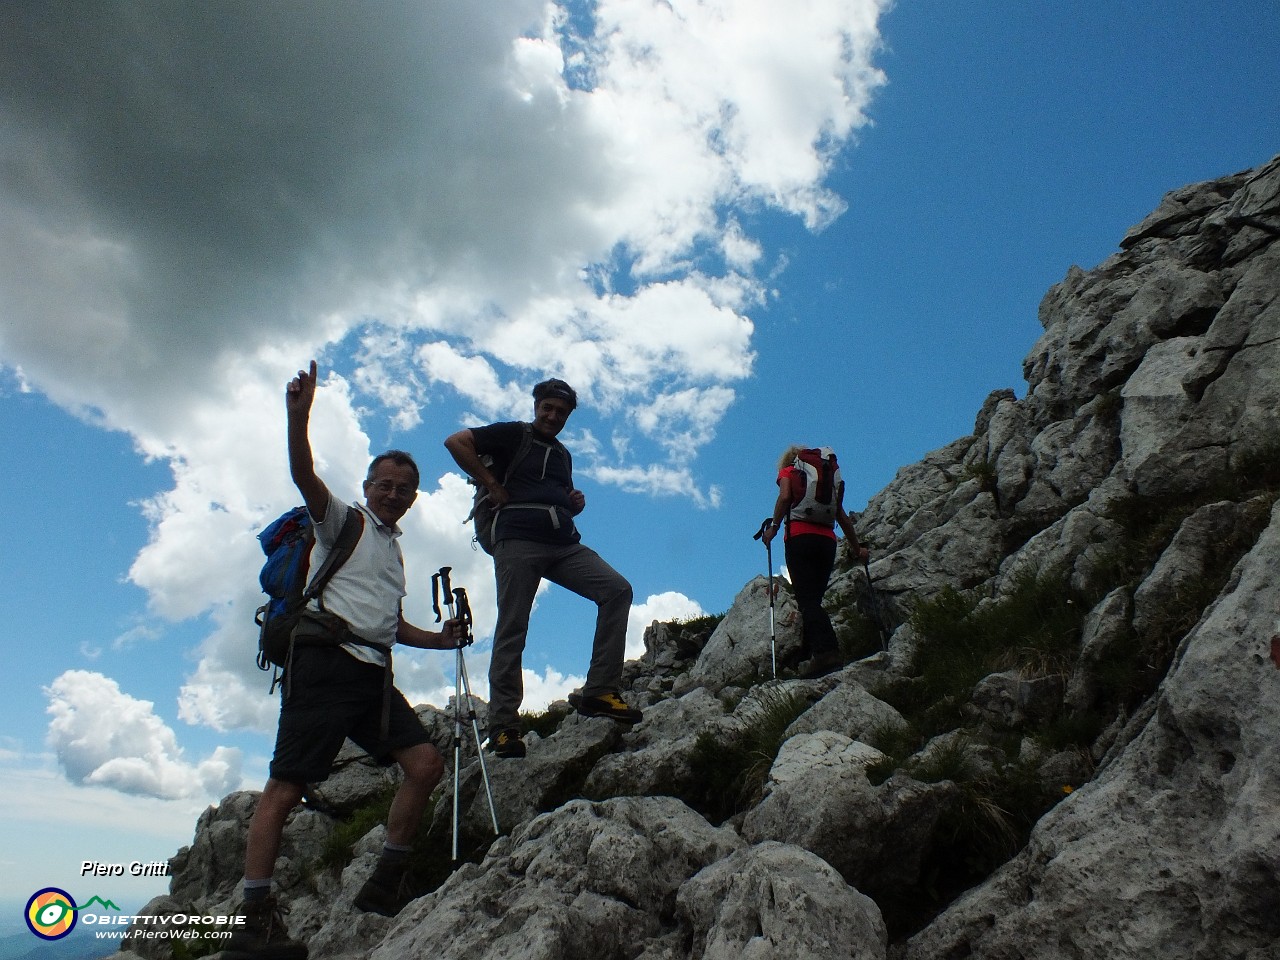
[626, 591, 708, 659]
[45, 670, 242, 800]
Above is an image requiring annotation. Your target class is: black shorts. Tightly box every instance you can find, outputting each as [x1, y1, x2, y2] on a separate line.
[268, 645, 430, 784]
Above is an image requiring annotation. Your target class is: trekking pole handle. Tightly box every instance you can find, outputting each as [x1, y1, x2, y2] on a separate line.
[753, 517, 772, 541]
[433, 567, 456, 623]
[453, 587, 475, 647]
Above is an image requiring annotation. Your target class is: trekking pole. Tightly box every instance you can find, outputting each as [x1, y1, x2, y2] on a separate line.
[451, 584, 499, 844]
[752, 519, 778, 678]
[433, 567, 499, 863]
[430, 568, 459, 857]
[861, 553, 889, 651]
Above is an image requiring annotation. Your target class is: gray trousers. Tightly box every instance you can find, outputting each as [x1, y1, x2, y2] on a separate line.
[489, 539, 633, 732]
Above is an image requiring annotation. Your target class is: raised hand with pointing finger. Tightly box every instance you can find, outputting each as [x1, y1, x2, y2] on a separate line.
[286, 359, 318, 417]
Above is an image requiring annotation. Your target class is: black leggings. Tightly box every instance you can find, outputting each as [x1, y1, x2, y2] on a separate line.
[786, 533, 838, 659]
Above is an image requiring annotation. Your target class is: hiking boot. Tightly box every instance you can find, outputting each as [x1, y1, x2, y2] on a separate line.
[223, 894, 307, 960]
[489, 728, 526, 758]
[353, 858, 411, 917]
[801, 651, 843, 679]
[568, 691, 643, 724]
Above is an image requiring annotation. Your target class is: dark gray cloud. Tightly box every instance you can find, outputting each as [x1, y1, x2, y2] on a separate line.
[2, 1, 884, 443]
[1, 1, 603, 423]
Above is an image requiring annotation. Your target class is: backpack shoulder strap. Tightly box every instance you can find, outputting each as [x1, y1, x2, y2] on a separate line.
[304, 507, 365, 604]
[500, 423, 537, 485]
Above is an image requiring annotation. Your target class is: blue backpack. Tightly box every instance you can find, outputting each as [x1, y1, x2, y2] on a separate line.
[254, 506, 364, 678]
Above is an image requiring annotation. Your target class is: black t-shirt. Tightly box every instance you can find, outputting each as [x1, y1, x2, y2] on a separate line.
[471, 421, 579, 546]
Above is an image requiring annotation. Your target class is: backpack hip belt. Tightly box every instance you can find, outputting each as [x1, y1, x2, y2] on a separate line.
[294, 609, 365, 646]
[286, 610, 396, 740]
[483, 501, 562, 545]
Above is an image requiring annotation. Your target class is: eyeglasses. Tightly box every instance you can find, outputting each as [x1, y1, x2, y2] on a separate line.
[368, 479, 416, 497]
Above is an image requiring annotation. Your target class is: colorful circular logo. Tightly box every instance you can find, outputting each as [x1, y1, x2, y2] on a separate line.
[25, 888, 78, 941]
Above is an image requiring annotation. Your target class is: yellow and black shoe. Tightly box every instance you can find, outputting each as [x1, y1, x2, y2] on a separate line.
[568, 691, 643, 724]
[489, 728, 526, 758]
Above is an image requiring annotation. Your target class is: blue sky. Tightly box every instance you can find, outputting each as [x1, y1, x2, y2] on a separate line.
[2, 0, 1277, 923]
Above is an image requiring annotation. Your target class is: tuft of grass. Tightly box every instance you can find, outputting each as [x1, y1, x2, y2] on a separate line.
[961, 459, 998, 492]
[1218, 440, 1280, 501]
[862, 719, 920, 785]
[1035, 712, 1106, 755]
[523, 703, 572, 741]
[836, 608, 888, 661]
[686, 688, 811, 824]
[880, 744, 1062, 941]
[962, 459, 1001, 513]
[893, 572, 1086, 739]
[314, 784, 466, 901]
[318, 786, 397, 872]
[1091, 388, 1123, 421]
[1089, 488, 1278, 713]
[908, 734, 982, 785]
[908, 585, 977, 641]
[677, 612, 726, 637]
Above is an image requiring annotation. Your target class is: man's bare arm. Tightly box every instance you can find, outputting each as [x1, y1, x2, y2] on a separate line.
[444, 428, 509, 506]
[397, 616, 461, 650]
[286, 360, 332, 521]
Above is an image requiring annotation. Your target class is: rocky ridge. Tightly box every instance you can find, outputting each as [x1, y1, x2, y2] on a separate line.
[127, 154, 1280, 959]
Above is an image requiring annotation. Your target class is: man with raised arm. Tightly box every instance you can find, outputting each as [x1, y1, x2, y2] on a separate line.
[227, 361, 458, 960]
[444, 378, 641, 760]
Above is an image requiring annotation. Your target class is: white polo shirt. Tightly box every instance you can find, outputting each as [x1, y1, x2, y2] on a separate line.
[305, 492, 405, 667]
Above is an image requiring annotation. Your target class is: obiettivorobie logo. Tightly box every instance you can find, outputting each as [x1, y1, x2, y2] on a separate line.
[24, 888, 120, 941]
[23, 886, 243, 947]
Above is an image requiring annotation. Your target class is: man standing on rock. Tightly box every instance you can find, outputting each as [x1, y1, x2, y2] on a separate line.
[228, 361, 460, 960]
[444, 378, 642, 759]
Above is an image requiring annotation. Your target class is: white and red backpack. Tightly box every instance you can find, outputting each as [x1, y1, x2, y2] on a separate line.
[788, 447, 841, 525]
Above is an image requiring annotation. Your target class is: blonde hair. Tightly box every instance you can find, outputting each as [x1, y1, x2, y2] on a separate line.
[776, 445, 805, 471]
